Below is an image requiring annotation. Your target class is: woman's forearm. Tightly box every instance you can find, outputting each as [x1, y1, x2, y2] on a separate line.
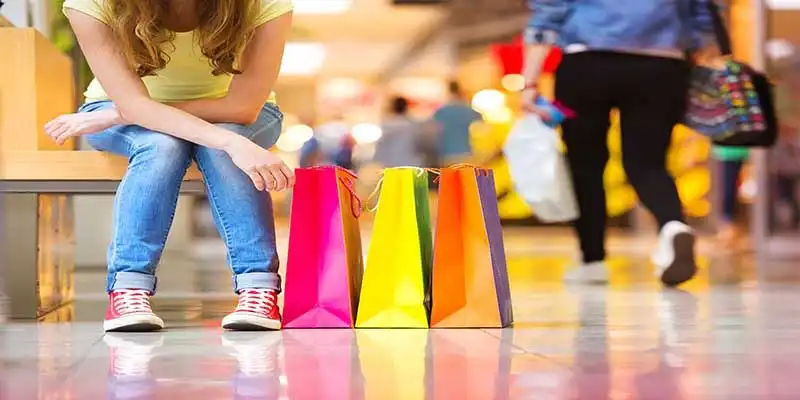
[168, 95, 262, 125]
[523, 44, 552, 86]
[118, 97, 241, 150]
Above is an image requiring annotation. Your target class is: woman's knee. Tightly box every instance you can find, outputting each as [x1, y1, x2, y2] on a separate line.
[216, 104, 283, 149]
[129, 133, 193, 173]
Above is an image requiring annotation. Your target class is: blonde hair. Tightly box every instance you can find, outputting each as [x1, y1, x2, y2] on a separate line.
[106, 0, 260, 77]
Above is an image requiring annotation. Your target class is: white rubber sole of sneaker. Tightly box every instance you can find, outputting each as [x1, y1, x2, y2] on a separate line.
[104, 314, 165, 333]
[222, 313, 282, 331]
[564, 262, 608, 284]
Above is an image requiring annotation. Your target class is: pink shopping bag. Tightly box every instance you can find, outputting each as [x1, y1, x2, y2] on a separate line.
[283, 166, 364, 328]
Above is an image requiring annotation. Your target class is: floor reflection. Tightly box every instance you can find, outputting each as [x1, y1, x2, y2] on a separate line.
[7, 233, 800, 398]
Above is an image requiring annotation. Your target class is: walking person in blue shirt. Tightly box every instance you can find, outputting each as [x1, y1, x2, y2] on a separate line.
[433, 82, 483, 166]
[523, 0, 717, 286]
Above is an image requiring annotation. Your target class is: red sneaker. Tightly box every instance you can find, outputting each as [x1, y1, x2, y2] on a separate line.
[222, 289, 282, 331]
[104, 289, 165, 332]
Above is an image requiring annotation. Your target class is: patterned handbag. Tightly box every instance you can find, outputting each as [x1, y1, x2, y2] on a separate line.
[683, 1, 777, 147]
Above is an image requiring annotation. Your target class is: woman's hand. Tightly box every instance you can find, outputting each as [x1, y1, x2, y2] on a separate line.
[692, 45, 725, 69]
[224, 135, 294, 191]
[520, 87, 553, 121]
[45, 108, 124, 145]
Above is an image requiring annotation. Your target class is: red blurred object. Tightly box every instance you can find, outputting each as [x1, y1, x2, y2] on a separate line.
[490, 35, 562, 76]
[490, 36, 524, 76]
[542, 47, 562, 74]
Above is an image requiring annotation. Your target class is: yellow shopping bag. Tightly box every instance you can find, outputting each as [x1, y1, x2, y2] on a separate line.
[356, 168, 432, 328]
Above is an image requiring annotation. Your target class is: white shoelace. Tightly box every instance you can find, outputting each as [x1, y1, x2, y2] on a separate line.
[113, 289, 153, 314]
[235, 289, 277, 315]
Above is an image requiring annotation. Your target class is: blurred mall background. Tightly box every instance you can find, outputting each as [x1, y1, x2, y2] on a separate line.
[4, 0, 800, 265]
[6, 0, 800, 398]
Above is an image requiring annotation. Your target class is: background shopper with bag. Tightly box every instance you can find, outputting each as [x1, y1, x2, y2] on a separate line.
[712, 146, 749, 246]
[505, 97, 579, 223]
[522, 0, 717, 286]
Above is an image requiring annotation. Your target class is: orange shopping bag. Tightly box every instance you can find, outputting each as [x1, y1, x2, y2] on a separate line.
[430, 167, 513, 328]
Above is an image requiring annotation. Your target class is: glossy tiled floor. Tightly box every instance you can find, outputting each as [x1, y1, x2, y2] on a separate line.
[4, 230, 800, 399]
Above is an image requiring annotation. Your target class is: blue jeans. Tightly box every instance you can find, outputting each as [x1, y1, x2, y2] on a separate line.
[79, 100, 283, 294]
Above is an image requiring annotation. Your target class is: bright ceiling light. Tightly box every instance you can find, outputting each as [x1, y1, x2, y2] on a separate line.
[292, 0, 352, 14]
[280, 43, 326, 76]
[352, 123, 383, 145]
[276, 124, 314, 152]
[319, 78, 363, 99]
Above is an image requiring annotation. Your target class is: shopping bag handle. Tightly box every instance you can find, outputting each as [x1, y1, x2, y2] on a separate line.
[425, 167, 443, 183]
[339, 176, 362, 218]
[363, 167, 430, 213]
[430, 164, 491, 182]
[306, 165, 362, 218]
[365, 177, 383, 213]
[447, 163, 490, 174]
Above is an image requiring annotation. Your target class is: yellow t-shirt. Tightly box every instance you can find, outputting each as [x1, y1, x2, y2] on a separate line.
[63, 0, 293, 103]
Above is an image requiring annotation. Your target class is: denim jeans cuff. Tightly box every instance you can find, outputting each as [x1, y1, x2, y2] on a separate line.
[108, 271, 157, 294]
[233, 272, 281, 293]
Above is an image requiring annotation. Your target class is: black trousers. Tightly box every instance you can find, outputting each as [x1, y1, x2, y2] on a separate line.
[555, 51, 689, 263]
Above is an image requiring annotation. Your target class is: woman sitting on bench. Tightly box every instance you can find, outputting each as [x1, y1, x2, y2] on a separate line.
[45, 0, 294, 332]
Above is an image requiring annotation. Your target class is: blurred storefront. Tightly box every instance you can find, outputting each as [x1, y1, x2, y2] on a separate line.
[5, 0, 797, 258]
[752, 0, 800, 255]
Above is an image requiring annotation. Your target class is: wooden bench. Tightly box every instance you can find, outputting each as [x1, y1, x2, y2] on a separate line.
[0, 28, 203, 319]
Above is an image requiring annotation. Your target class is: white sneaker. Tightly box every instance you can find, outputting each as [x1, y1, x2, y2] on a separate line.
[564, 261, 609, 284]
[651, 221, 697, 287]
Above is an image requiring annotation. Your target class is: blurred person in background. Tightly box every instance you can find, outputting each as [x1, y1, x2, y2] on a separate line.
[299, 135, 325, 168]
[522, 0, 716, 286]
[374, 96, 425, 167]
[771, 53, 800, 230]
[46, 0, 294, 332]
[299, 123, 357, 170]
[333, 133, 357, 171]
[433, 81, 483, 166]
[307, 115, 357, 170]
[713, 146, 749, 246]
[773, 127, 800, 230]
[314, 113, 351, 159]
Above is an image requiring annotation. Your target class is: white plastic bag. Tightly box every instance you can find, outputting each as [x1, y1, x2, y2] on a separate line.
[504, 115, 579, 223]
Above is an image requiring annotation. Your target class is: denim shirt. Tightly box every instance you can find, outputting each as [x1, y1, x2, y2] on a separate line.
[525, 0, 717, 53]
